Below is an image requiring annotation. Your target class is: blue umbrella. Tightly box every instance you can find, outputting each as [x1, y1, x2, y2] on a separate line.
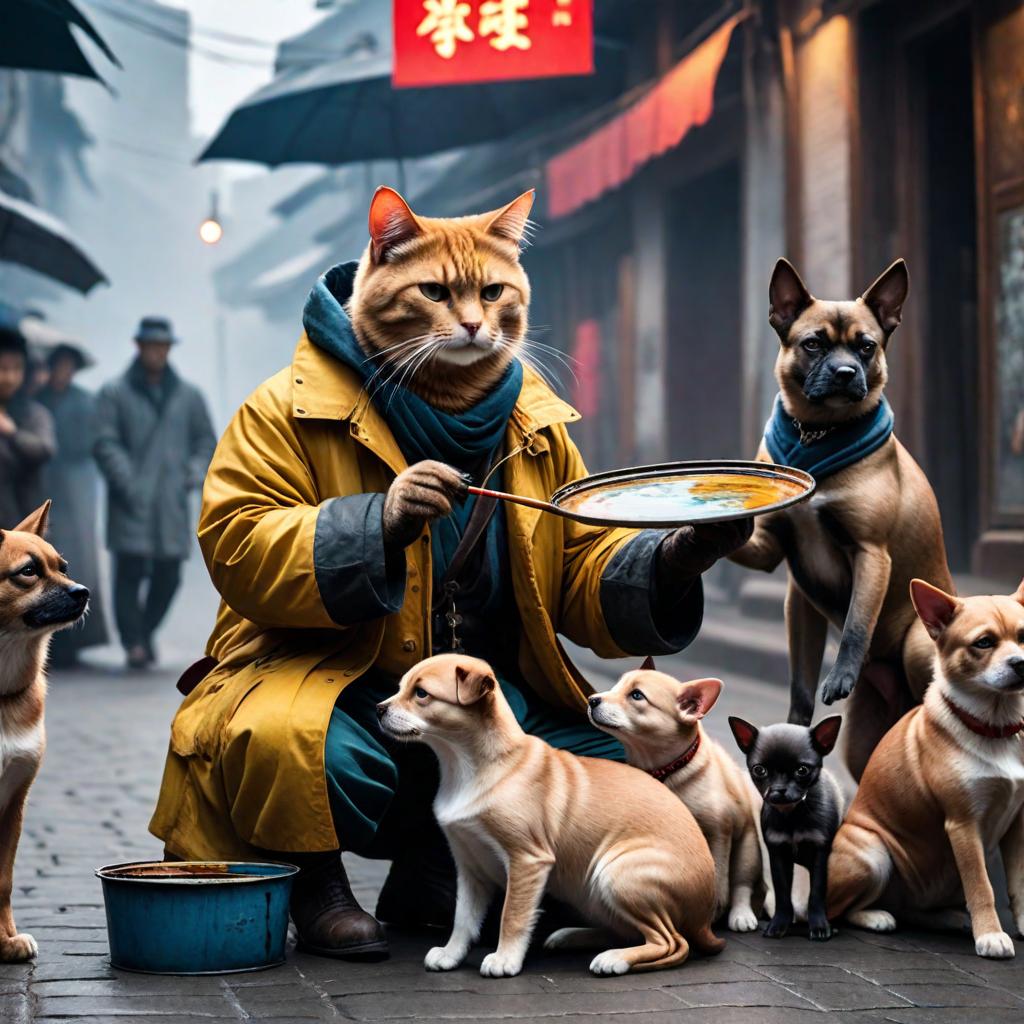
[3, 0, 119, 80]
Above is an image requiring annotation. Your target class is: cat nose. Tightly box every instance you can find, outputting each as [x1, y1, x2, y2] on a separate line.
[461, 321, 481, 339]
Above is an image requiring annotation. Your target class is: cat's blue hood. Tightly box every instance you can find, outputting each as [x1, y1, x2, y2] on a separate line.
[302, 260, 364, 369]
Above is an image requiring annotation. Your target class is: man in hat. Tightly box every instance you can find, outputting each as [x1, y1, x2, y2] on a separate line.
[94, 317, 216, 669]
[40, 341, 110, 667]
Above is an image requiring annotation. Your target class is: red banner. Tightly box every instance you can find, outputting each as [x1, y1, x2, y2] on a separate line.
[392, 0, 593, 88]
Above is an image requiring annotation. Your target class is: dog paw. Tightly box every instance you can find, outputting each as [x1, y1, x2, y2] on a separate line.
[424, 946, 462, 971]
[976, 931, 1016, 959]
[847, 909, 896, 932]
[808, 918, 833, 942]
[480, 951, 523, 977]
[728, 906, 759, 933]
[590, 950, 631, 976]
[1017, 914, 1024, 940]
[0, 933, 37, 962]
[820, 668, 856, 705]
[763, 915, 792, 939]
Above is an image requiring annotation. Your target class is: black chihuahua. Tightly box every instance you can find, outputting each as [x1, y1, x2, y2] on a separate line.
[729, 716, 844, 941]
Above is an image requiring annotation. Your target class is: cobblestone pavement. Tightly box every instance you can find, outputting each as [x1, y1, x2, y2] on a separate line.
[2, 573, 1023, 1022]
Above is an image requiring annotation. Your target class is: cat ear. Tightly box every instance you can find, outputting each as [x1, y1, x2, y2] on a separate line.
[728, 716, 758, 754]
[485, 190, 535, 247]
[454, 663, 496, 705]
[368, 186, 422, 264]
[676, 678, 722, 723]
[769, 258, 813, 333]
[810, 715, 842, 756]
[13, 500, 50, 537]
[639, 655, 656, 671]
[909, 578, 960, 639]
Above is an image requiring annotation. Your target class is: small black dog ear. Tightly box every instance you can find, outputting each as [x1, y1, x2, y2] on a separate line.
[811, 716, 842, 756]
[639, 655, 656, 671]
[769, 258, 813, 333]
[728, 716, 758, 754]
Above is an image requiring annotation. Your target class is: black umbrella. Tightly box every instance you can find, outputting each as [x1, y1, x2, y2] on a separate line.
[199, 46, 624, 167]
[3, 0, 119, 79]
[0, 191, 107, 294]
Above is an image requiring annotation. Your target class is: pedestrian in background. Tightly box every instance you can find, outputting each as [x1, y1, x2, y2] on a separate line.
[94, 317, 216, 670]
[39, 342, 110, 668]
[0, 325, 56, 528]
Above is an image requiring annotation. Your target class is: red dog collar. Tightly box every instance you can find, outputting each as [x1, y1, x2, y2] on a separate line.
[648, 733, 701, 782]
[942, 693, 1024, 740]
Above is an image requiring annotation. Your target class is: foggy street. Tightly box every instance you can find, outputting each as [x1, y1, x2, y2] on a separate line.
[0, 563, 1022, 1022]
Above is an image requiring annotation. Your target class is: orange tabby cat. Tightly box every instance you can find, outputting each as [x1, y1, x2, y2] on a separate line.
[348, 186, 535, 413]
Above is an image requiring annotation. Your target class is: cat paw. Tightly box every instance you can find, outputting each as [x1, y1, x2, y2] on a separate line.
[424, 946, 463, 971]
[847, 909, 896, 932]
[976, 931, 1015, 959]
[480, 951, 523, 977]
[728, 906, 759, 933]
[590, 950, 631, 976]
[0, 933, 37, 962]
[820, 668, 856, 705]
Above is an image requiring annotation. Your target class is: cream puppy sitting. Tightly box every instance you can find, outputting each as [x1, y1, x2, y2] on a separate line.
[376, 654, 723, 977]
[588, 659, 765, 932]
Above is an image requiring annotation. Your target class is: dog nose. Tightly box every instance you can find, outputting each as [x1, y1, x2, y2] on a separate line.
[1009, 656, 1024, 681]
[461, 321, 480, 339]
[67, 583, 89, 607]
[375, 703, 387, 719]
[833, 365, 857, 382]
[587, 695, 602, 709]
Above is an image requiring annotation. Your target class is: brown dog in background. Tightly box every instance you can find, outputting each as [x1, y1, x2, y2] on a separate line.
[377, 654, 723, 977]
[828, 579, 1024, 959]
[730, 259, 952, 778]
[0, 502, 89, 962]
[588, 659, 765, 932]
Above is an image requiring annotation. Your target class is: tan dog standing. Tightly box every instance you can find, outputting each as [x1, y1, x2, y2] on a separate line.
[376, 653, 723, 977]
[587, 659, 764, 932]
[827, 579, 1024, 959]
[730, 259, 952, 778]
[0, 501, 89, 962]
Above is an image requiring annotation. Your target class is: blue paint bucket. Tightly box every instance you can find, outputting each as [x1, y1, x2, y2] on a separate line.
[96, 861, 298, 975]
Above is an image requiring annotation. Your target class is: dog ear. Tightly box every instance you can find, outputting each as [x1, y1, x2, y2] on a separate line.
[810, 715, 842, 756]
[862, 259, 909, 337]
[13, 499, 51, 538]
[454, 664, 496, 705]
[728, 716, 758, 754]
[769, 258, 813, 333]
[1012, 578, 1024, 607]
[910, 578, 960, 639]
[639, 655, 656, 671]
[485, 189, 535, 247]
[677, 678, 722, 723]
[368, 186, 421, 264]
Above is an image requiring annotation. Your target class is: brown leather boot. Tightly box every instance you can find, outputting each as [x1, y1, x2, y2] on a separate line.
[289, 853, 388, 960]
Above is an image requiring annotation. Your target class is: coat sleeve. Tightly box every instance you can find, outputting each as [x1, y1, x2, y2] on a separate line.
[553, 425, 703, 658]
[186, 388, 217, 491]
[93, 384, 137, 502]
[11, 402, 56, 467]
[198, 392, 405, 631]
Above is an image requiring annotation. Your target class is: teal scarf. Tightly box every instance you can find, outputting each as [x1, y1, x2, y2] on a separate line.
[303, 262, 523, 603]
[763, 393, 894, 480]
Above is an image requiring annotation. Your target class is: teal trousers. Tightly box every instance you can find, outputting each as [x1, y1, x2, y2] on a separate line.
[325, 672, 624, 855]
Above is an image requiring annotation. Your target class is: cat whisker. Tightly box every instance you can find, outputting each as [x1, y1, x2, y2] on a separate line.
[368, 339, 434, 397]
[517, 338, 578, 389]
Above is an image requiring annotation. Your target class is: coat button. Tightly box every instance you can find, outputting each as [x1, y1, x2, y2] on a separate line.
[402, 639, 417, 652]
[411, 584, 420, 593]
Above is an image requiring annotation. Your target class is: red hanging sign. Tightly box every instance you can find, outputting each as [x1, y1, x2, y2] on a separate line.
[392, 0, 593, 88]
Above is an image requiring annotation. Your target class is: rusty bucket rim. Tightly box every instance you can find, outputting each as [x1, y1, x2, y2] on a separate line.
[95, 859, 299, 886]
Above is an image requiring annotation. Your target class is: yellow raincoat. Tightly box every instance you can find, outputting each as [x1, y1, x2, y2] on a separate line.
[151, 334, 678, 859]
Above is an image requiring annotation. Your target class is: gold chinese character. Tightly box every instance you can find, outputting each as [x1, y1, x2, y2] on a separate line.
[479, 0, 531, 52]
[417, 0, 474, 60]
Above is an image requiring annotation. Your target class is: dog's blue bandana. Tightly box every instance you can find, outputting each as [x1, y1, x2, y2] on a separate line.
[763, 394, 894, 480]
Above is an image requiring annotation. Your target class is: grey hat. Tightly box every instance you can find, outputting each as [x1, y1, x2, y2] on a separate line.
[134, 316, 178, 344]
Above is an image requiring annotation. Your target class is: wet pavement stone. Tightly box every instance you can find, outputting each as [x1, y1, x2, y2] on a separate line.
[1, 645, 1022, 1021]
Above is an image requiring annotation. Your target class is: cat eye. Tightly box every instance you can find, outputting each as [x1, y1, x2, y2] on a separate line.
[751, 764, 767, 778]
[414, 687, 430, 699]
[418, 282, 450, 303]
[795, 765, 810, 778]
[629, 689, 645, 702]
[481, 283, 504, 302]
[972, 635, 997, 650]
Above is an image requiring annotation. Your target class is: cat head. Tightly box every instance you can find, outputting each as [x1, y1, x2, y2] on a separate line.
[348, 186, 535, 412]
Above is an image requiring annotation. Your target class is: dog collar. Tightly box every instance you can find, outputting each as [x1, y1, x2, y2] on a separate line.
[942, 693, 1024, 739]
[648, 733, 701, 782]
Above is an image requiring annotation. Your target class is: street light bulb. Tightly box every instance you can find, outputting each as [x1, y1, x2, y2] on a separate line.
[199, 218, 223, 245]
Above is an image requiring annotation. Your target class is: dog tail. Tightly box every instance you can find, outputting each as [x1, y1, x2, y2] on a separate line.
[691, 924, 726, 956]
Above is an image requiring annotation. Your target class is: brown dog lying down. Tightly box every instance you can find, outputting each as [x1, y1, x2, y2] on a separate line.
[588, 660, 765, 932]
[828, 579, 1024, 959]
[377, 654, 723, 976]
